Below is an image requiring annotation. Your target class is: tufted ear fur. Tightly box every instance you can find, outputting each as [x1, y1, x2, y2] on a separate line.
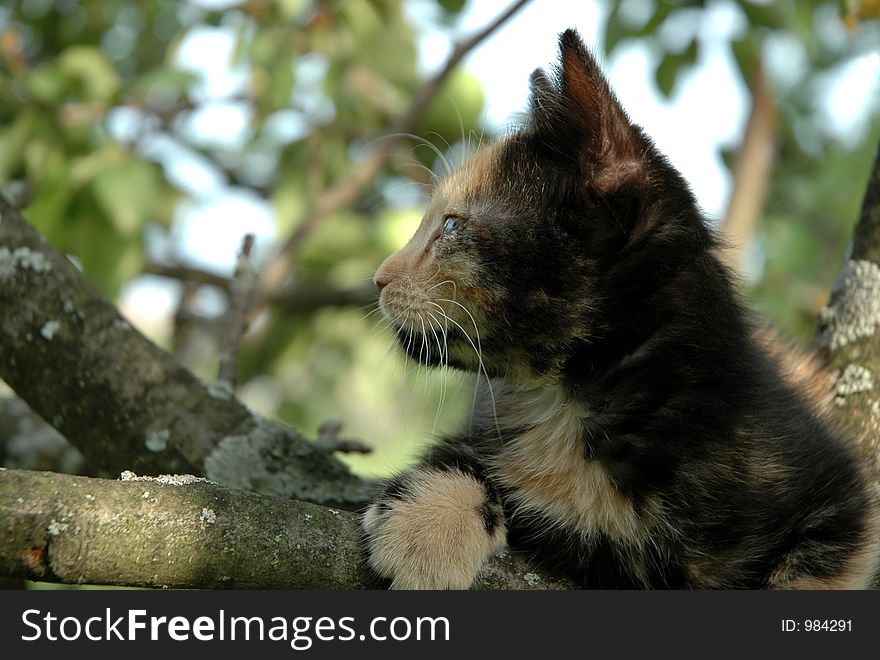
[528, 29, 650, 196]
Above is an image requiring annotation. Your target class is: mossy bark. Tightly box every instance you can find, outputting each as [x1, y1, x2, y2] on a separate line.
[0, 197, 368, 506]
[817, 147, 880, 474]
[0, 469, 573, 590]
[853, 147, 880, 265]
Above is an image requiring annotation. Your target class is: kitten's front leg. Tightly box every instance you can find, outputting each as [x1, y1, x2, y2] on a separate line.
[362, 444, 506, 589]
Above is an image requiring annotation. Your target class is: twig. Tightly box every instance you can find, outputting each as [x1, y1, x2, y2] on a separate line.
[218, 234, 256, 386]
[315, 420, 372, 455]
[144, 261, 376, 313]
[272, 281, 376, 314]
[253, 0, 533, 309]
[171, 280, 202, 360]
[144, 262, 232, 289]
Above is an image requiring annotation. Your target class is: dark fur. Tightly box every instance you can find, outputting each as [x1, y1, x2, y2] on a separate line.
[364, 30, 878, 589]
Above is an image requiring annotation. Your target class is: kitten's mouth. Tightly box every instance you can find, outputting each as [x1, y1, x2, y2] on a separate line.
[379, 291, 489, 372]
[392, 322, 465, 368]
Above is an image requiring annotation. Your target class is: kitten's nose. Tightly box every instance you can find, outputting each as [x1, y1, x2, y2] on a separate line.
[374, 273, 392, 292]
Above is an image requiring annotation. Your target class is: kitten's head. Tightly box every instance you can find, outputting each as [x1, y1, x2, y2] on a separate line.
[375, 29, 706, 380]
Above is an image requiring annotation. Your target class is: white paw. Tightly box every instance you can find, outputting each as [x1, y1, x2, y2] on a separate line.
[362, 469, 506, 589]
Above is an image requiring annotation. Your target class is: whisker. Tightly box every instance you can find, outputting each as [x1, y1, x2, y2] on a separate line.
[375, 132, 452, 178]
[424, 131, 454, 176]
[424, 309, 450, 434]
[417, 312, 430, 395]
[421, 266, 444, 289]
[358, 305, 385, 323]
[428, 299, 501, 442]
[425, 279, 456, 293]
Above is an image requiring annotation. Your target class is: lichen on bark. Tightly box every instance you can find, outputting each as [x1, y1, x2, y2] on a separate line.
[817, 147, 880, 473]
[0, 197, 369, 506]
[0, 469, 573, 590]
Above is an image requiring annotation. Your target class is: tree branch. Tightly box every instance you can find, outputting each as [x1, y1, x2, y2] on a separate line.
[217, 234, 256, 386]
[720, 60, 776, 272]
[271, 281, 376, 314]
[0, 197, 369, 506]
[0, 468, 574, 590]
[143, 262, 231, 289]
[817, 146, 880, 472]
[143, 261, 377, 314]
[852, 146, 880, 264]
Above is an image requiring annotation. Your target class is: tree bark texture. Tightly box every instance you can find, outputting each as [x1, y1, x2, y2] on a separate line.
[0, 468, 573, 590]
[817, 146, 880, 473]
[0, 196, 369, 507]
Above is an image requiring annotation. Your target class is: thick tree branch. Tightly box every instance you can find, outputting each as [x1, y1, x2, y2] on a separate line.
[0, 198, 369, 506]
[817, 146, 880, 472]
[852, 146, 880, 264]
[0, 468, 574, 590]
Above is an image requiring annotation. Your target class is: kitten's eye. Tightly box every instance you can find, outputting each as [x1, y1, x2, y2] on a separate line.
[443, 216, 460, 234]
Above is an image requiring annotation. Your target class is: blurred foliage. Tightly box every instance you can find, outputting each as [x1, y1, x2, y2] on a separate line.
[602, 0, 880, 337]
[0, 0, 182, 294]
[0, 0, 478, 478]
[1, 0, 878, 480]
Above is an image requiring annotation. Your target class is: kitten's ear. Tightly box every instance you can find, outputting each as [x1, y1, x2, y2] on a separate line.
[531, 29, 648, 195]
[528, 67, 557, 111]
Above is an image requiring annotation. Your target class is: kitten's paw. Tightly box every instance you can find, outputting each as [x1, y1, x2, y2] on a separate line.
[362, 468, 506, 589]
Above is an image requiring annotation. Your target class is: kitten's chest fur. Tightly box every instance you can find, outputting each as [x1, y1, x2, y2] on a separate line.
[484, 381, 652, 544]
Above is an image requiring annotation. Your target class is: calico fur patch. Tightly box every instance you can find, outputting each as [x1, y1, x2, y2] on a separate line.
[364, 29, 880, 590]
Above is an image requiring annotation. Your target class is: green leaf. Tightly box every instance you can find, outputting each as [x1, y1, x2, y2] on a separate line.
[275, 0, 311, 22]
[90, 159, 162, 236]
[129, 67, 199, 104]
[740, 0, 788, 30]
[438, 0, 467, 14]
[654, 39, 698, 98]
[639, 1, 677, 37]
[26, 64, 67, 105]
[603, 10, 629, 57]
[730, 34, 759, 86]
[655, 54, 677, 97]
[69, 215, 144, 300]
[0, 111, 35, 182]
[58, 46, 121, 101]
[248, 30, 282, 68]
[266, 60, 296, 115]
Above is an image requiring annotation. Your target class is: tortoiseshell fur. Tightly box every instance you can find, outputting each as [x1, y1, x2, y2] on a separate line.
[362, 30, 880, 589]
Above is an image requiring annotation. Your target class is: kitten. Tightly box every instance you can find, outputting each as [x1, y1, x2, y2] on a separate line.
[362, 29, 880, 589]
